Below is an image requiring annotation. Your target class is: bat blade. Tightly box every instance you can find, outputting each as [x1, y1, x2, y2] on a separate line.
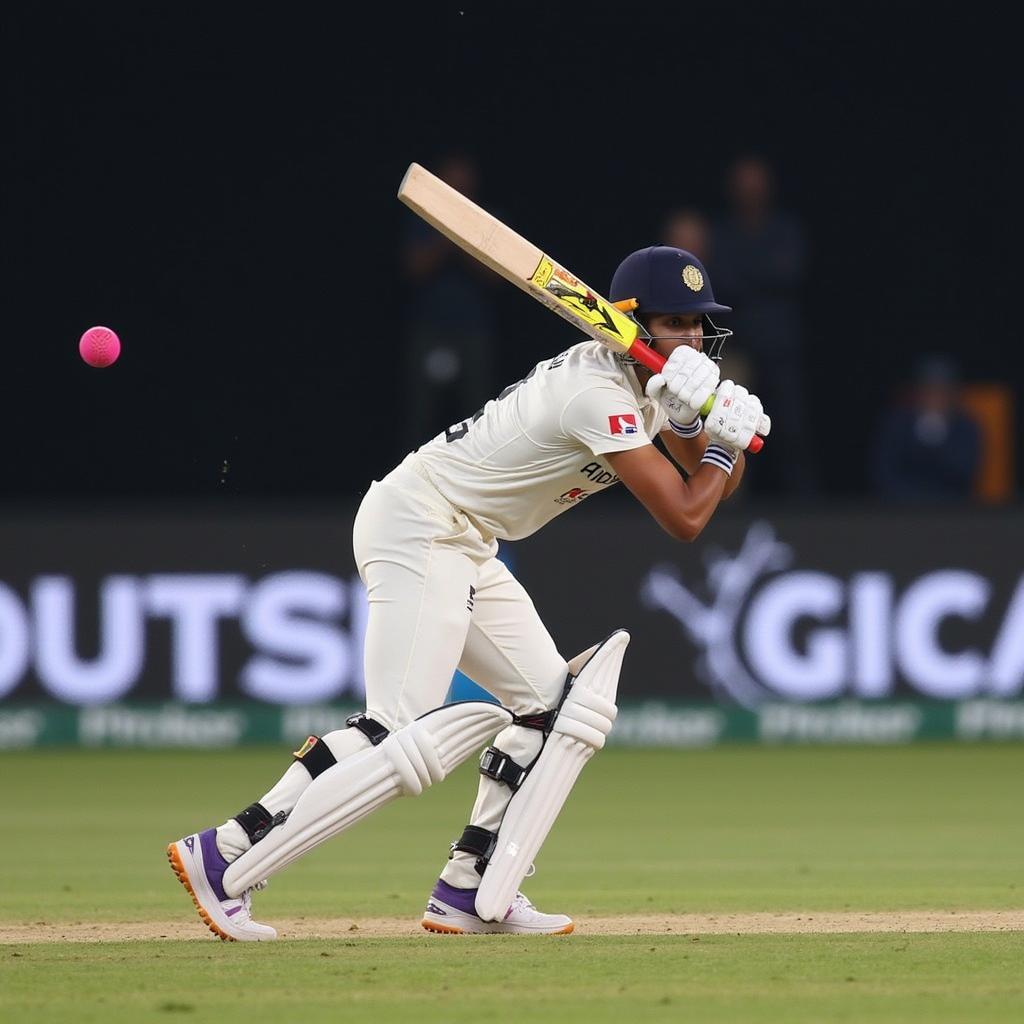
[397, 163, 650, 364]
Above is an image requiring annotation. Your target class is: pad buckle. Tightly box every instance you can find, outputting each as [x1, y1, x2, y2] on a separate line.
[345, 713, 390, 746]
[479, 746, 528, 790]
[252, 811, 288, 843]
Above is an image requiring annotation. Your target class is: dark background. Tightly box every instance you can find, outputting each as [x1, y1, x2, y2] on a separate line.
[3, 2, 1019, 502]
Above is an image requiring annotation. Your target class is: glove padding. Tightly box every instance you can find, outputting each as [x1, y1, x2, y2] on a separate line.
[703, 380, 771, 454]
[644, 346, 720, 425]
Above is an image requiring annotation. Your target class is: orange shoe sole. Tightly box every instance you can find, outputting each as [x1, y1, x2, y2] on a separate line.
[166, 843, 234, 942]
[421, 920, 467, 934]
[420, 919, 574, 935]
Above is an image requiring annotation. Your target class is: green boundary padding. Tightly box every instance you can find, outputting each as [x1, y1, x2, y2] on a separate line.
[2, 700, 1024, 748]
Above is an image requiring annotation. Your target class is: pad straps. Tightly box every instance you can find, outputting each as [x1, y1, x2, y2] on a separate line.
[345, 713, 390, 746]
[292, 735, 338, 779]
[233, 802, 274, 844]
[475, 691, 568, 791]
[449, 824, 498, 876]
[511, 708, 559, 732]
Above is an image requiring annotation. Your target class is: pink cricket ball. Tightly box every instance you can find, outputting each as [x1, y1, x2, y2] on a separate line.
[79, 326, 121, 368]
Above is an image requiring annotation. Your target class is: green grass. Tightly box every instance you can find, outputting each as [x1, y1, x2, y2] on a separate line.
[3, 935, 1023, 1024]
[1, 744, 1022, 1022]
[1, 745, 1021, 921]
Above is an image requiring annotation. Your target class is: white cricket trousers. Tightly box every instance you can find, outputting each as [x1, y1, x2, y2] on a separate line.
[353, 453, 569, 889]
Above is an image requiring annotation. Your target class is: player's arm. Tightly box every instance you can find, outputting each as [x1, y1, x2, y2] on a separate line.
[608, 377, 768, 537]
[659, 427, 706, 475]
[722, 449, 745, 498]
[659, 427, 746, 500]
[605, 444, 731, 541]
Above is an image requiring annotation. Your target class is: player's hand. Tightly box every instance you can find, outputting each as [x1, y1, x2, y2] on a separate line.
[703, 380, 771, 454]
[644, 346, 720, 425]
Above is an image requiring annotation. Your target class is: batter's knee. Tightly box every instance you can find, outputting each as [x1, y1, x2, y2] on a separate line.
[489, 655, 569, 720]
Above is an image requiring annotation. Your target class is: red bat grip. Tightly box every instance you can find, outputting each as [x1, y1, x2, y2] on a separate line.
[628, 339, 765, 454]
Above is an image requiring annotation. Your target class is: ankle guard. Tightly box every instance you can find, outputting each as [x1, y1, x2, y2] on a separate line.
[449, 824, 498, 876]
[233, 802, 278, 845]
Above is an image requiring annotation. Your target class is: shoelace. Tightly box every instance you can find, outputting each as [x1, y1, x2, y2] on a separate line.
[509, 865, 538, 914]
[240, 879, 269, 915]
[511, 892, 535, 912]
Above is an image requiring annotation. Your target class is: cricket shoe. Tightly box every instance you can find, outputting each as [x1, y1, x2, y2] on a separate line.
[167, 829, 277, 941]
[421, 879, 573, 935]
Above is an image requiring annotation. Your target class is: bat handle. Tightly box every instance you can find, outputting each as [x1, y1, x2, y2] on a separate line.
[629, 337, 666, 374]
[628, 338, 766, 454]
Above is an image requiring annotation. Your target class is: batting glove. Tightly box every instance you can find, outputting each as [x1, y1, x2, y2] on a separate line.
[702, 380, 771, 458]
[644, 346, 721, 435]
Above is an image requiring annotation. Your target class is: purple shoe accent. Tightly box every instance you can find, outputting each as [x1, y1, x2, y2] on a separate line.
[198, 828, 230, 902]
[431, 879, 480, 917]
[225, 906, 242, 917]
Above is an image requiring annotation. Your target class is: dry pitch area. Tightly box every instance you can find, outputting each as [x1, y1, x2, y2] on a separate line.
[3, 910, 1023, 944]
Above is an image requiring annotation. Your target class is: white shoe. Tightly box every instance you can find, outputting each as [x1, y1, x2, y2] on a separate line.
[422, 879, 573, 935]
[167, 829, 277, 941]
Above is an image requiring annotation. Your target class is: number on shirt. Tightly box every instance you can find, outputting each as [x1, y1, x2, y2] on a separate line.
[444, 365, 538, 443]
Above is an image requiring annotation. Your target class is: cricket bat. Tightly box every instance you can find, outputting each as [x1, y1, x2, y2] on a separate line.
[397, 162, 764, 454]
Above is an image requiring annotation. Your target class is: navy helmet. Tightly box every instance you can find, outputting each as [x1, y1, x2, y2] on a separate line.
[609, 245, 732, 361]
[609, 246, 731, 317]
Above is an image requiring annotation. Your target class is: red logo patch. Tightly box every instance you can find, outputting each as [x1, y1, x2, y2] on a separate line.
[608, 413, 638, 436]
[554, 487, 590, 505]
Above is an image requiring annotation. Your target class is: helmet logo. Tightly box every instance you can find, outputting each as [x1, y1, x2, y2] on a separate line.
[682, 265, 704, 292]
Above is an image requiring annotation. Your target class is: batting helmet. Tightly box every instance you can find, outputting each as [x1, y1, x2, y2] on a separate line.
[609, 246, 731, 316]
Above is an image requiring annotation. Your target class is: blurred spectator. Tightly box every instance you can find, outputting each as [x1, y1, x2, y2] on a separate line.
[708, 154, 815, 496]
[661, 207, 712, 263]
[400, 152, 498, 452]
[871, 355, 982, 501]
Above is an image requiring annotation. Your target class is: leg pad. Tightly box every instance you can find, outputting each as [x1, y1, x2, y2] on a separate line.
[223, 701, 512, 896]
[473, 630, 628, 921]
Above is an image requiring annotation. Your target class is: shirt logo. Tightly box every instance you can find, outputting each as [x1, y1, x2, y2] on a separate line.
[554, 487, 590, 505]
[608, 413, 638, 435]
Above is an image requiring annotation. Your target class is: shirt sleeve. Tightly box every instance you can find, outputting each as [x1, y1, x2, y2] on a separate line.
[560, 386, 653, 456]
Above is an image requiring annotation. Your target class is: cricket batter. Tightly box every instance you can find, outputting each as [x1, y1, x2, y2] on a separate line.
[167, 245, 770, 939]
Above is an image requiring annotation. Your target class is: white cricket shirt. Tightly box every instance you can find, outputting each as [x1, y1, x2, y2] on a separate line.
[410, 340, 668, 540]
